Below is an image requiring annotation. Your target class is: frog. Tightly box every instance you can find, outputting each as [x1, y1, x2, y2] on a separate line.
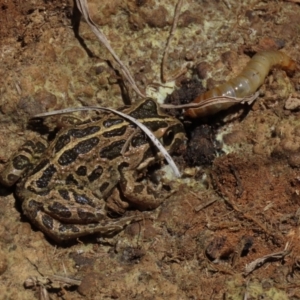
[0, 99, 186, 242]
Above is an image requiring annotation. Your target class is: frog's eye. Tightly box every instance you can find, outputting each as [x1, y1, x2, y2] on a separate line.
[163, 129, 174, 146]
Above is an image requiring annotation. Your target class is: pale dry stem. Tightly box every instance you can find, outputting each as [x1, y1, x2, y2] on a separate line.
[75, 0, 146, 99]
[161, 0, 188, 83]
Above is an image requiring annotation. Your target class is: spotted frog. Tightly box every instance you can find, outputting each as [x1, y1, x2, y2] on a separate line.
[0, 99, 185, 242]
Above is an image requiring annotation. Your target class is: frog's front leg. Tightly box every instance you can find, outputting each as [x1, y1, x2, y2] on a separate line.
[21, 186, 142, 242]
[119, 170, 166, 210]
[105, 187, 130, 216]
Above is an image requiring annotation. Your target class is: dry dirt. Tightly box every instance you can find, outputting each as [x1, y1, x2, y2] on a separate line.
[1, 0, 300, 299]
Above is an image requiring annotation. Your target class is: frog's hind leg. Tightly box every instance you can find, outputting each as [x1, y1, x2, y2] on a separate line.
[21, 186, 108, 224]
[21, 187, 143, 242]
[24, 201, 142, 242]
[0, 138, 48, 186]
[34, 211, 142, 242]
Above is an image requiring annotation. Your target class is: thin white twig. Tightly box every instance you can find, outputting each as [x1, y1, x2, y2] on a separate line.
[161, 0, 185, 83]
[160, 92, 259, 109]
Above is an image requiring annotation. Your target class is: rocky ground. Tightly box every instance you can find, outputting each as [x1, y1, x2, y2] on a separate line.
[1, 0, 300, 299]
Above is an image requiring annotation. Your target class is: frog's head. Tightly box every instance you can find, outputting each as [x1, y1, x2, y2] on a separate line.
[157, 118, 186, 155]
[129, 98, 186, 154]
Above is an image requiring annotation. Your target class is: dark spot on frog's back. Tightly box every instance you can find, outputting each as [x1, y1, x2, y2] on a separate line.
[58, 189, 70, 200]
[12, 155, 31, 170]
[88, 166, 103, 182]
[68, 126, 100, 138]
[100, 140, 126, 159]
[59, 224, 80, 233]
[103, 118, 124, 127]
[27, 199, 43, 218]
[73, 137, 100, 154]
[76, 166, 87, 176]
[129, 99, 161, 119]
[65, 174, 78, 185]
[77, 208, 97, 222]
[99, 182, 109, 193]
[72, 190, 95, 207]
[55, 134, 70, 153]
[102, 126, 127, 138]
[31, 159, 50, 174]
[42, 214, 54, 230]
[36, 164, 57, 188]
[48, 202, 72, 218]
[58, 137, 99, 165]
[35, 141, 47, 153]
